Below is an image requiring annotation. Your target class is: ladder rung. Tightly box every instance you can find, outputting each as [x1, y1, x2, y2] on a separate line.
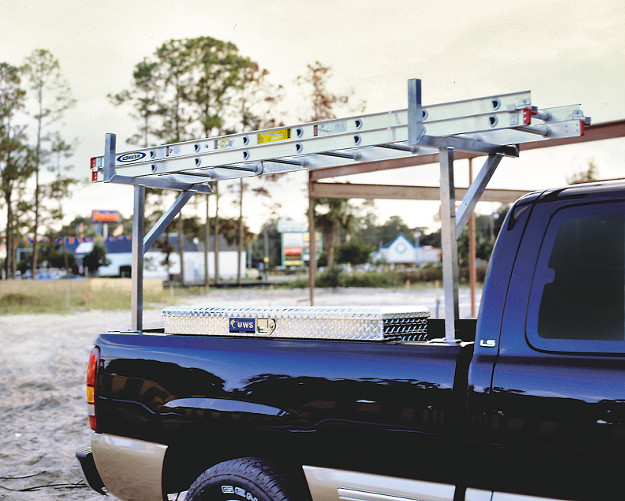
[270, 158, 309, 166]
[378, 143, 420, 154]
[320, 151, 362, 160]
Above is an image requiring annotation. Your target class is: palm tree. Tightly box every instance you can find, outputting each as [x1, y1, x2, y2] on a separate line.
[314, 198, 355, 269]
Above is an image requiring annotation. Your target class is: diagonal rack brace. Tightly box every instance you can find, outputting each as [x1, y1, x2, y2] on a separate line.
[93, 78, 590, 336]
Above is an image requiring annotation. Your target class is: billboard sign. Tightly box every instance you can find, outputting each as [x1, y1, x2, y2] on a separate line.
[92, 210, 121, 223]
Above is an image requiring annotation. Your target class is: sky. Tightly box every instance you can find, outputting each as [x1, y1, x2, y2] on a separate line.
[2, 0, 625, 234]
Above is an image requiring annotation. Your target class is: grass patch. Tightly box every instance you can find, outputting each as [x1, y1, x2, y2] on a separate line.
[0, 279, 185, 315]
[1, 292, 43, 308]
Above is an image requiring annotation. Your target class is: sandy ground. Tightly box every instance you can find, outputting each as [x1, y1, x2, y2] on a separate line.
[0, 286, 479, 500]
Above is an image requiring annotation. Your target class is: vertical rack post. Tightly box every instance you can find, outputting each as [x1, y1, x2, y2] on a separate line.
[439, 147, 459, 342]
[408, 79, 459, 342]
[131, 186, 145, 331]
[407, 79, 424, 145]
[103, 133, 116, 183]
[104, 132, 144, 331]
[468, 158, 477, 318]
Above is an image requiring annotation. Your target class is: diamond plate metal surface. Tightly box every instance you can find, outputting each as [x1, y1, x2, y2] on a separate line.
[162, 305, 430, 341]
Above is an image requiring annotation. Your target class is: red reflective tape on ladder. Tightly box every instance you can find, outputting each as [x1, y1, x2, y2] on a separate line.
[522, 107, 532, 125]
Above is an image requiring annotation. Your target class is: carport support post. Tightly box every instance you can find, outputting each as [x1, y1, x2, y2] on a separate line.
[439, 147, 459, 342]
[131, 185, 145, 331]
[308, 172, 316, 306]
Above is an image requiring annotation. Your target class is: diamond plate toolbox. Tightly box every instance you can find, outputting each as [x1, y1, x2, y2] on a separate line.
[162, 305, 430, 341]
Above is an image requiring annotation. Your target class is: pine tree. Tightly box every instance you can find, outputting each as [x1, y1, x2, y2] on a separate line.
[22, 49, 75, 279]
[0, 62, 35, 279]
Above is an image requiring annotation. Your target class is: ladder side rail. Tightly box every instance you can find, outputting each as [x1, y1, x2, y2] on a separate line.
[455, 153, 505, 238]
[439, 147, 460, 343]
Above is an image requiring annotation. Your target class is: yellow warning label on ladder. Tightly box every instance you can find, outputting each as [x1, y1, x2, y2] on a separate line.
[257, 128, 291, 144]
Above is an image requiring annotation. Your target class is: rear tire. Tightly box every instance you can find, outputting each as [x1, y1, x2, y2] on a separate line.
[185, 457, 300, 501]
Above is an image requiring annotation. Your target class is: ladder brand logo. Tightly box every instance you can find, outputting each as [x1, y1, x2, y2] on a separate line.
[117, 152, 146, 163]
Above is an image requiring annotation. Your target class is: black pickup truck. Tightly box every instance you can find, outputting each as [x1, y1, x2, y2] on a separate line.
[77, 181, 625, 501]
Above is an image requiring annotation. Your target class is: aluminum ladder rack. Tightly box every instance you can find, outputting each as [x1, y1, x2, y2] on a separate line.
[91, 78, 590, 341]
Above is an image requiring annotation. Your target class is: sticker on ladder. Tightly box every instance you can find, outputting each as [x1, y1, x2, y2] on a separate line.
[316, 121, 347, 136]
[214, 137, 235, 150]
[117, 152, 146, 163]
[257, 129, 291, 144]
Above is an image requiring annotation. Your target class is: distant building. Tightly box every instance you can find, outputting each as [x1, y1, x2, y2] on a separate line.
[374, 233, 441, 266]
[64, 234, 245, 283]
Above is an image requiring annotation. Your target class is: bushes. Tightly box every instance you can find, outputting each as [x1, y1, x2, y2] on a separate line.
[317, 267, 343, 287]
[342, 271, 394, 287]
[287, 261, 489, 289]
[395, 266, 443, 283]
[290, 266, 444, 289]
[315, 269, 395, 288]
[290, 263, 498, 289]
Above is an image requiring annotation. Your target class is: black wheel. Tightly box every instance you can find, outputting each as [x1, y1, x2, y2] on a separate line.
[185, 457, 302, 501]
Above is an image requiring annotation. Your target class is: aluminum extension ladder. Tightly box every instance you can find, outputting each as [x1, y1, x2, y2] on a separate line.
[91, 78, 590, 341]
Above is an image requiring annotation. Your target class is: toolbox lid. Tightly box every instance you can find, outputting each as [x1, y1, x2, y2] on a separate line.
[162, 305, 430, 342]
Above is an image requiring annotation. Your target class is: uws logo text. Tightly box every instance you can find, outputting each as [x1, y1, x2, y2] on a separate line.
[117, 152, 146, 163]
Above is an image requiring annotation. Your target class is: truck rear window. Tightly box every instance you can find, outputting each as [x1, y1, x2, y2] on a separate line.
[527, 202, 625, 353]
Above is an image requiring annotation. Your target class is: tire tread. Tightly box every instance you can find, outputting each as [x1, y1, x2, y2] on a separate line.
[185, 456, 301, 501]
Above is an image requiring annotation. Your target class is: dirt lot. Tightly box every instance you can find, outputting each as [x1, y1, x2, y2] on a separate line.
[0, 286, 478, 500]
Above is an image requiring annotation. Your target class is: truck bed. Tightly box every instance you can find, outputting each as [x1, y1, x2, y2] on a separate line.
[93, 325, 474, 488]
